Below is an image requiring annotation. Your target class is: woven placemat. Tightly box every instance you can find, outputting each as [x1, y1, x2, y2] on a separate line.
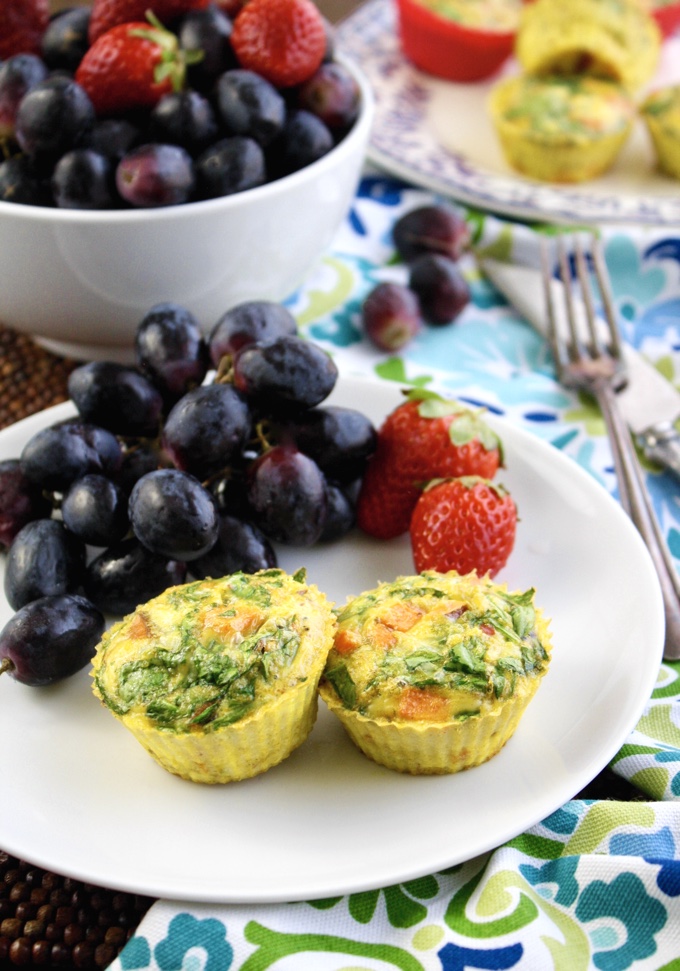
[0, 326, 77, 431]
[0, 324, 154, 970]
[0, 853, 153, 970]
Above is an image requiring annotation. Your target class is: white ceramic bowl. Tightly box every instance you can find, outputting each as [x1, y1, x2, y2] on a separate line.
[0, 57, 373, 362]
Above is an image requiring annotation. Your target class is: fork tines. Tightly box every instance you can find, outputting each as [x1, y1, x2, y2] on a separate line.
[540, 233, 627, 392]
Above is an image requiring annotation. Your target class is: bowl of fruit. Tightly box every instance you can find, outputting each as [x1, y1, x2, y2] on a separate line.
[0, 0, 374, 361]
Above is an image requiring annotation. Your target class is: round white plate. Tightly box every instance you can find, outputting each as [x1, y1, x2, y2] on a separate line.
[0, 377, 664, 903]
[338, 0, 680, 225]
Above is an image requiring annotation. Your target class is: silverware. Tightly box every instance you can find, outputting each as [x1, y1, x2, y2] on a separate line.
[481, 256, 680, 482]
[541, 234, 680, 662]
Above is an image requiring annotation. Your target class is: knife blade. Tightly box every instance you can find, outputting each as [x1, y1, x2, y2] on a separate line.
[481, 257, 680, 481]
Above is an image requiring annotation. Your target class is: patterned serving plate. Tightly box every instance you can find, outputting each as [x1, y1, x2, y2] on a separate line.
[337, 0, 680, 225]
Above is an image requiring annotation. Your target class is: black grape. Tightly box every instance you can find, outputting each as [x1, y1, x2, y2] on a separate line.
[0, 594, 104, 686]
[83, 537, 187, 615]
[128, 468, 219, 561]
[4, 518, 85, 611]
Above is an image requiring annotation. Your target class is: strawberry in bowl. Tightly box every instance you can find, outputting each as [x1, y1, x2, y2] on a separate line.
[0, 0, 49, 59]
[395, 0, 522, 83]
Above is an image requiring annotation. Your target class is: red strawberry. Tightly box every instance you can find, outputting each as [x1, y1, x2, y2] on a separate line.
[409, 476, 517, 578]
[76, 19, 198, 116]
[356, 389, 502, 541]
[231, 0, 326, 88]
[88, 0, 211, 44]
[0, 0, 49, 59]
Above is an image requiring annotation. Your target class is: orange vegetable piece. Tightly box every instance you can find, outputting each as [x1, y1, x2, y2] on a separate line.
[334, 628, 362, 655]
[378, 601, 424, 632]
[370, 622, 397, 650]
[128, 612, 152, 640]
[398, 687, 450, 721]
[202, 606, 263, 639]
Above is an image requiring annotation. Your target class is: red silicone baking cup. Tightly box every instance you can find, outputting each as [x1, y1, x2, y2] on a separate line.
[653, 1, 680, 38]
[395, 0, 516, 82]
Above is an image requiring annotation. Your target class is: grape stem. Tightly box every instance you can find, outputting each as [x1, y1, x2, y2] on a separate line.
[0, 657, 14, 677]
[214, 355, 233, 384]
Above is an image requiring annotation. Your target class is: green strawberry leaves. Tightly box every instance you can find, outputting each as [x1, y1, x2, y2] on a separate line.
[404, 387, 501, 454]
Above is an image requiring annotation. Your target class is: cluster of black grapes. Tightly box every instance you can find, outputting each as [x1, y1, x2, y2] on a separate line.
[0, 6, 361, 209]
[0, 302, 377, 685]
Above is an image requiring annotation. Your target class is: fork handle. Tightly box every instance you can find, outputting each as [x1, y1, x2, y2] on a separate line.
[596, 380, 680, 662]
[638, 421, 680, 483]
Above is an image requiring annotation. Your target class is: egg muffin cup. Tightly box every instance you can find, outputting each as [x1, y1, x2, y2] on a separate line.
[515, 0, 661, 92]
[641, 85, 680, 181]
[319, 571, 552, 776]
[92, 569, 336, 784]
[489, 74, 634, 183]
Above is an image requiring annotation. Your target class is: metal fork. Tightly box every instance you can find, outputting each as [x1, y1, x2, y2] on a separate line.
[541, 234, 680, 662]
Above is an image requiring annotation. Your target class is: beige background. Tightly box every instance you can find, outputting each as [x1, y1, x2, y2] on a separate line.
[49, 0, 365, 24]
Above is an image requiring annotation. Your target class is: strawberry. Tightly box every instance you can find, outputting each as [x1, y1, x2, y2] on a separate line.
[231, 0, 327, 88]
[356, 389, 502, 541]
[76, 19, 199, 116]
[88, 0, 211, 44]
[0, 0, 49, 59]
[409, 476, 517, 578]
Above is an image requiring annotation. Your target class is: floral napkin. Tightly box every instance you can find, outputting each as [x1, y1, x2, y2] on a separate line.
[109, 176, 680, 971]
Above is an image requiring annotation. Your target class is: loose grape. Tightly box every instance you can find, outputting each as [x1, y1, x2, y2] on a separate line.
[232, 335, 338, 413]
[0, 594, 104, 687]
[214, 69, 285, 147]
[15, 75, 95, 168]
[20, 420, 123, 492]
[408, 254, 471, 326]
[246, 445, 327, 546]
[41, 7, 91, 73]
[190, 514, 276, 579]
[270, 109, 333, 178]
[116, 143, 196, 208]
[0, 459, 51, 549]
[177, 6, 236, 93]
[208, 466, 251, 519]
[320, 482, 355, 542]
[0, 155, 50, 205]
[4, 519, 85, 611]
[149, 91, 219, 157]
[208, 300, 298, 365]
[83, 538, 187, 616]
[0, 54, 48, 141]
[273, 405, 376, 483]
[115, 443, 167, 495]
[89, 117, 140, 162]
[296, 61, 361, 134]
[393, 204, 471, 263]
[128, 468, 219, 561]
[135, 302, 209, 406]
[61, 474, 129, 547]
[51, 148, 115, 210]
[361, 281, 422, 351]
[162, 383, 251, 480]
[68, 361, 164, 439]
[194, 135, 265, 199]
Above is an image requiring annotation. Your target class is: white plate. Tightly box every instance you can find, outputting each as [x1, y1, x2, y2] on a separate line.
[338, 0, 680, 225]
[0, 377, 663, 903]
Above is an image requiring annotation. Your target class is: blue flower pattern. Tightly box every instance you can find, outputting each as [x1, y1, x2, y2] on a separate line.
[155, 914, 233, 971]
